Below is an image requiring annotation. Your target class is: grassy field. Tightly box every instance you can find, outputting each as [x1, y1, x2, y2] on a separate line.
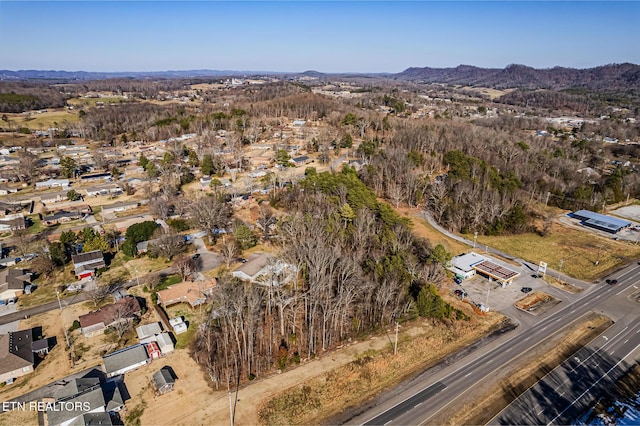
[67, 97, 130, 107]
[473, 222, 640, 281]
[395, 207, 469, 256]
[6, 110, 80, 129]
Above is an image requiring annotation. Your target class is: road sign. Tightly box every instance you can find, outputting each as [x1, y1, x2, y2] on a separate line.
[538, 261, 547, 276]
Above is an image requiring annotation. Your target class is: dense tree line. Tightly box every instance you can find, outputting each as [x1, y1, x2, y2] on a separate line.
[191, 167, 465, 387]
[0, 82, 68, 112]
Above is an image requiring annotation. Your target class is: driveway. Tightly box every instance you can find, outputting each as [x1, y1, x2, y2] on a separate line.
[191, 237, 222, 273]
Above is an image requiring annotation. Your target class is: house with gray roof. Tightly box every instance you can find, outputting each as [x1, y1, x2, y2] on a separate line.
[46, 374, 125, 426]
[102, 344, 149, 378]
[0, 328, 47, 384]
[231, 253, 297, 285]
[71, 250, 105, 279]
[0, 268, 31, 304]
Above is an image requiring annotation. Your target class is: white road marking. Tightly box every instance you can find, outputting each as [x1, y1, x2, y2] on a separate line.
[616, 288, 627, 295]
[414, 402, 422, 408]
[506, 347, 513, 353]
[538, 409, 545, 415]
[603, 336, 608, 341]
[625, 339, 629, 344]
[464, 372, 472, 378]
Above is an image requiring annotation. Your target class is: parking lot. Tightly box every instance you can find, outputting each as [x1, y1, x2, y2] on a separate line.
[451, 268, 567, 314]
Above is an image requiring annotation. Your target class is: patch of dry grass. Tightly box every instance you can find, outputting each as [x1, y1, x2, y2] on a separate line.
[6, 110, 79, 129]
[394, 207, 469, 256]
[475, 222, 640, 280]
[258, 313, 505, 425]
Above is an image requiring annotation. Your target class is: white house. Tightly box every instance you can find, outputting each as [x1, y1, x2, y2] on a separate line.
[35, 178, 70, 190]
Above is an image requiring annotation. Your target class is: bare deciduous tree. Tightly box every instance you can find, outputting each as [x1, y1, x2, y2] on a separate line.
[174, 255, 197, 281]
[189, 193, 232, 244]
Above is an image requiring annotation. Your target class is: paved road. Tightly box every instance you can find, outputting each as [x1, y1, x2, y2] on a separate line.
[490, 267, 640, 425]
[490, 320, 640, 425]
[0, 277, 140, 327]
[350, 264, 640, 425]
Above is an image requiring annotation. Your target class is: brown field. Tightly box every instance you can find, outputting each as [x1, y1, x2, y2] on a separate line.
[475, 221, 640, 281]
[0, 405, 39, 426]
[395, 207, 469, 256]
[514, 292, 557, 315]
[438, 312, 613, 425]
[4, 110, 79, 129]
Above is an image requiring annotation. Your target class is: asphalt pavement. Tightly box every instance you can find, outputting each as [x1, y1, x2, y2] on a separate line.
[350, 265, 640, 426]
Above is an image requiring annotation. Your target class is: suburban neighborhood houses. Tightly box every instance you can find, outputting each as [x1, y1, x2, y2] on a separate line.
[0, 59, 640, 426]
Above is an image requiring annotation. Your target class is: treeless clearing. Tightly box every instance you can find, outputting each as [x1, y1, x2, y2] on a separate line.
[395, 206, 469, 256]
[0, 405, 38, 426]
[476, 222, 640, 280]
[542, 275, 583, 294]
[437, 313, 613, 425]
[5, 110, 79, 129]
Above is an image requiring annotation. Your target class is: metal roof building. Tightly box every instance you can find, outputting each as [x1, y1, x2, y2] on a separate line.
[570, 210, 632, 234]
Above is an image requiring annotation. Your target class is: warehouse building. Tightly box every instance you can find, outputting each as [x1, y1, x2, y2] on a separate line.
[570, 210, 632, 234]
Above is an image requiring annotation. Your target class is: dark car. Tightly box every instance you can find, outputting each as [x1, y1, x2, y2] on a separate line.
[609, 279, 618, 285]
[454, 277, 463, 285]
[192, 253, 200, 260]
[521, 287, 533, 293]
[454, 289, 467, 298]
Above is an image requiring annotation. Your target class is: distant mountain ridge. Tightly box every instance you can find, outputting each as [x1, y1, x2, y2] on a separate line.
[395, 63, 640, 91]
[1, 64, 639, 92]
[0, 69, 285, 80]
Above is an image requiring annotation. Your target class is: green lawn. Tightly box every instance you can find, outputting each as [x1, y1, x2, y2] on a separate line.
[156, 274, 182, 291]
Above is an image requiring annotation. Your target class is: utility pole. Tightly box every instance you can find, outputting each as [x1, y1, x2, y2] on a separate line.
[56, 289, 73, 366]
[558, 259, 564, 282]
[394, 322, 399, 355]
[486, 278, 491, 308]
[473, 232, 478, 249]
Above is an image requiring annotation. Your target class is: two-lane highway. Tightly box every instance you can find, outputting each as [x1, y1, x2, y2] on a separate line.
[352, 265, 640, 426]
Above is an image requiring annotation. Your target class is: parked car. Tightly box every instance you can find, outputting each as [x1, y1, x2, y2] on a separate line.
[521, 287, 533, 293]
[192, 253, 200, 260]
[454, 277, 463, 285]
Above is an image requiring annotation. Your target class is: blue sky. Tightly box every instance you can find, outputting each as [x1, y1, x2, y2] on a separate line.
[0, 1, 638, 73]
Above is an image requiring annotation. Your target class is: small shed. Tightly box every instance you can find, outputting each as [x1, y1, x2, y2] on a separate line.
[173, 322, 187, 335]
[153, 366, 176, 395]
[156, 332, 174, 355]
